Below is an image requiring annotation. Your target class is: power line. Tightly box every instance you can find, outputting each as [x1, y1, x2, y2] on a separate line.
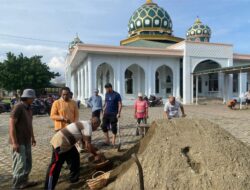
[0, 33, 69, 45]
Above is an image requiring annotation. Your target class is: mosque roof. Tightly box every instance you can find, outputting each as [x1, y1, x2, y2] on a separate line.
[121, 0, 183, 46]
[128, 0, 173, 36]
[186, 18, 211, 42]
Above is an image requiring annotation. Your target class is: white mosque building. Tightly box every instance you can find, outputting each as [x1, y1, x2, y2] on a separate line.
[65, 0, 250, 105]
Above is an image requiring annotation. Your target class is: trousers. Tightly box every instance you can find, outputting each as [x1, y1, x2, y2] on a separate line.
[44, 146, 80, 190]
[12, 144, 32, 189]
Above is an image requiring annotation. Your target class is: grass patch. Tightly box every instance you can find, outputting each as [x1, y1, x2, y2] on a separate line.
[2, 98, 11, 104]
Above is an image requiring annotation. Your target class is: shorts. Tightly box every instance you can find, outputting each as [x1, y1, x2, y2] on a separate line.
[246, 99, 250, 104]
[101, 115, 118, 135]
[92, 110, 101, 118]
[137, 118, 147, 124]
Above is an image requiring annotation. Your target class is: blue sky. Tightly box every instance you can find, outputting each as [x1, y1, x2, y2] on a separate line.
[0, 0, 249, 82]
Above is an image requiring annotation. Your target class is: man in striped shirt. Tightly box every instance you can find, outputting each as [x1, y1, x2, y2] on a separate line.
[44, 117, 101, 190]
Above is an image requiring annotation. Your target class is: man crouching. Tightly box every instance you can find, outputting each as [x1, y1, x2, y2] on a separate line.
[44, 117, 101, 190]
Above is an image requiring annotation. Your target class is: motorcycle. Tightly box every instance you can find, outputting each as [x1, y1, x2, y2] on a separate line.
[31, 99, 47, 115]
[147, 95, 163, 107]
[0, 101, 11, 113]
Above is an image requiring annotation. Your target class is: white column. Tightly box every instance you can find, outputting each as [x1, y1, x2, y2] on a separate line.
[84, 65, 88, 99]
[239, 72, 247, 97]
[219, 73, 224, 99]
[228, 74, 233, 100]
[120, 66, 125, 99]
[147, 62, 154, 96]
[77, 71, 81, 100]
[239, 72, 247, 109]
[196, 75, 198, 105]
[183, 56, 192, 104]
[81, 68, 84, 101]
[173, 63, 180, 98]
[115, 60, 123, 97]
[137, 66, 141, 95]
[87, 57, 93, 98]
[71, 74, 75, 96]
[222, 73, 227, 104]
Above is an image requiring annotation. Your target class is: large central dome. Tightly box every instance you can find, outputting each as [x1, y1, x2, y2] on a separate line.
[128, 0, 173, 37]
[121, 0, 183, 46]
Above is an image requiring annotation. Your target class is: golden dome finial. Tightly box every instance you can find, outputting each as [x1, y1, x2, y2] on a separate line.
[146, 0, 153, 4]
[195, 16, 201, 24]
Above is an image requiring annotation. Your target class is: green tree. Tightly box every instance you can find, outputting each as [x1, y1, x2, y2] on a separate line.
[0, 52, 60, 91]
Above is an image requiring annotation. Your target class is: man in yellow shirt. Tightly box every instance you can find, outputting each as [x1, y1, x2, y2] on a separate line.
[50, 87, 79, 131]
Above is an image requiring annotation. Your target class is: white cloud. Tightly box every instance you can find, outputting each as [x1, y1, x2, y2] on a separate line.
[47, 56, 66, 84]
[0, 43, 67, 57]
[0, 43, 67, 83]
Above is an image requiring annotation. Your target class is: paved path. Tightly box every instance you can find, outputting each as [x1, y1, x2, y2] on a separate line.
[0, 104, 249, 189]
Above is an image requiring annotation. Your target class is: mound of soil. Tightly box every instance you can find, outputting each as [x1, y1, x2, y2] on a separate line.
[105, 119, 250, 190]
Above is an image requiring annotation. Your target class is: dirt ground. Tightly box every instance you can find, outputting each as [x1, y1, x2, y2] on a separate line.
[0, 102, 250, 189]
[105, 119, 250, 190]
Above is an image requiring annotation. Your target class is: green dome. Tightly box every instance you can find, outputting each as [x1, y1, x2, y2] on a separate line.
[69, 34, 83, 49]
[128, 0, 173, 37]
[186, 18, 211, 42]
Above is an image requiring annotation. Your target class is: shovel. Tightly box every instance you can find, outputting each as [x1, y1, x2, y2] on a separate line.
[117, 120, 122, 152]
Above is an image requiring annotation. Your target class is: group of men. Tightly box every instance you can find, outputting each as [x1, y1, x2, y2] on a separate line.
[9, 82, 186, 189]
[227, 89, 250, 110]
[9, 83, 122, 189]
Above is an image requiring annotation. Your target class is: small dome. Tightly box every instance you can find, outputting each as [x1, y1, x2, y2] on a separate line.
[69, 34, 83, 49]
[186, 18, 211, 42]
[128, 0, 173, 37]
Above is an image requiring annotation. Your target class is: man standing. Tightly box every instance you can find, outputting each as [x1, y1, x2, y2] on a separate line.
[45, 117, 102, 190]
[87, 89, 103, 119]
[101, 83, 122, 146]
[9, 89, 38, 189]
[50, 87, 79, 131]
[134, 92, 148, 124]
[164, 96, 186, 119]
[245, 89, 250, 106]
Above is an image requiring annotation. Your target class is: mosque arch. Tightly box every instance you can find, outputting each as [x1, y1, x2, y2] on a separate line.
[96, 63, 114, 94]
[193, 60, 221, 97]
[155, 65, 173, 98]
[124, 64, 145, 96]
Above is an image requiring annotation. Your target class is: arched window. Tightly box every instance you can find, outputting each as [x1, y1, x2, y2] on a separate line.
[100, 73, 103, 93]
[208, 74, 219, 92]
[106, 71, 110, 84]
[166, 75, 171, 83]
[194, 60, 220, 93]
[125, 69, 133, 94]
[155, 72, 159, 93]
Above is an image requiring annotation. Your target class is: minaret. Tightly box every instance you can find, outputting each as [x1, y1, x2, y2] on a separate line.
[146, 0, 153, 4]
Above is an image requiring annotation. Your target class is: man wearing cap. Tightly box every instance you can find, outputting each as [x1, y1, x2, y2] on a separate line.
[134, 92, 148, 124]
[134, 92, 149, 136]
[87, 89, 103, 119]
[164, 96, 186, 119]
[9, 89, 38, 189]
[101, 83, 122, 146]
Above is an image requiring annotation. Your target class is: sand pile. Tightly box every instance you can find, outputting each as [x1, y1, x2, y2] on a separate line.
[105, 119, 250, 190]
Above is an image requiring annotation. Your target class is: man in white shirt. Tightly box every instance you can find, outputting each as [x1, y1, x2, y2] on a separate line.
[164, 96, 186, 119]
[245, 90, 250, 106]
[44, 117, 101, 190]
